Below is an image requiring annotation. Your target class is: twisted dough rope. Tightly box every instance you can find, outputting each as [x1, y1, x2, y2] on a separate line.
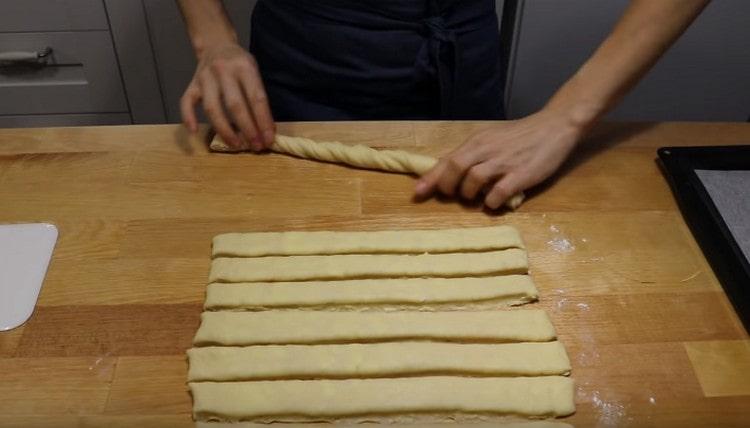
[210, 134, 524, 210]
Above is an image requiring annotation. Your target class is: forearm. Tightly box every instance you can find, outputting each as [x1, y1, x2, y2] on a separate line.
[177, 0, 238, 59]
[545, 0, 709, 133]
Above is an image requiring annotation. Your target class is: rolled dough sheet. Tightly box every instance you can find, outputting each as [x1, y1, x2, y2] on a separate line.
[189, 376, 576, 421]
[204, 275, 538, 310]
[187, 341, 571, 381]
[192, 310, 556, 346]
[212, 225, 524, 257]
[209, 249, 528, 283]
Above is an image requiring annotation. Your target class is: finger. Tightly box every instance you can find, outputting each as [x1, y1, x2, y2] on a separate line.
[240, 69, 275, 148]
[180, 84, 201, 133]
[484, 171, 528, 210]
[459, 159, 506, 201]
[414, 137, 487, 198]
[414, 159, 449, 199]
[433, 148, 488, 196]
[200, 75, 242, 149]
[218, 72, 261, 152]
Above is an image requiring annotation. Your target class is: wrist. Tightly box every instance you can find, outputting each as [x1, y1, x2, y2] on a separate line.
[193, 32, 238, 60]
[536, 103, 595, 147]
[543, 75, 608, 138]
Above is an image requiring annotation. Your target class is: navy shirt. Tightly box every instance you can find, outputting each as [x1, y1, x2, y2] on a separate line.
[251, 0, 505, 121]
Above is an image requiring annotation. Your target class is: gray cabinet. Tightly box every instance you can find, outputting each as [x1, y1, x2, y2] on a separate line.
[0, 0, 130, 127]
[0, 32, 128, 115]
[104, 0, 166, 124]
[505, 0, 750, 121]
[0, 0, 250, 128]
[0, 0, 109, 32]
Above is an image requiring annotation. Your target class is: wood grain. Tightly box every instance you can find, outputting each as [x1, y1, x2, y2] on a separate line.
[0, 121, 749, 427]
[684, 340, 750, 397]
[0, 357, 116, 414]
[38, 259, 206, 306]
[0, 326, 24, 357]
[14, 305, 200, 357]
[1, 415, 192, 428]
[106, 356, 191, 415]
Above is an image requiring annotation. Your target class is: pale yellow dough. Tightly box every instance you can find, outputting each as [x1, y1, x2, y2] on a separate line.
[209, 248, 528, 283]
[212, 225, 524, 257]
[187, 341, 571, 381]
[189, 376, 575, 421]
[210, 134, 525, 210]
[212, 133, 438, 175]
[190, 221, 575, 422]
[204, 275, 538, 310]
[192, 310, 556, 346]
[195, 422, 574, 428]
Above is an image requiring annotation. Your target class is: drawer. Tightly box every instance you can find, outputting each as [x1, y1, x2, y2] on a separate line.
[0, 31, 128, 115]
[0, 0, 107, 32]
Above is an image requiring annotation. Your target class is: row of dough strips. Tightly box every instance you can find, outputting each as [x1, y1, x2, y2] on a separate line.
[187, 226, 575, 424]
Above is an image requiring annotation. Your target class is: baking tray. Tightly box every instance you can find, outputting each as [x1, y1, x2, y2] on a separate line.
[658, 145, 750, 332]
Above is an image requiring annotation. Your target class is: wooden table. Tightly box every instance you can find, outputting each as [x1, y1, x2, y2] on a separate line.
[1, 121, 749, 427]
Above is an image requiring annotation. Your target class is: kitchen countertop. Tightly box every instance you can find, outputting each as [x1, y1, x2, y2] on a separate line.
[1, 121, 749, 427]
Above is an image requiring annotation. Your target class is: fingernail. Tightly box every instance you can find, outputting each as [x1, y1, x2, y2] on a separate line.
[414, 181, 427, 194]
[251, 138, 263, 152]
[263, 130, 275, 145]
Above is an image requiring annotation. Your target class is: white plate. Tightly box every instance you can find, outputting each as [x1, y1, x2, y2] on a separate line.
[0, 223, 58, 331]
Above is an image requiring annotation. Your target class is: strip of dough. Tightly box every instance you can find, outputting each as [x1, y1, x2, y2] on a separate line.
[189, 376, 575, 421]
[212, 225, 524, 257]
[195, 422, 575, 428]
[204, 275, 538, 310]
[211, 134, 525, 210]
[187, 342, 571, 381]
[192, 310, 556, 346]
[209, 248, 527, 283]
[212, 134, 437, 174]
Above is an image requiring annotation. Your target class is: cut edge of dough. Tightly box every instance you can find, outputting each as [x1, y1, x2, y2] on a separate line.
[189, 375, 576, 422]
[195, 413, 574, 426]
[202, 275, 539, 311]
[211, 225, 526, 258]
[191, 407, 578, 424]
[186, 342, 571, 382]
[202, 295, 539, 312]
[207, 248, 529, 283]
[192, 310, 557, 346]
[208, 269, 532, 284]
[196, 421, 574, 428]
[187, 366, 572, 382]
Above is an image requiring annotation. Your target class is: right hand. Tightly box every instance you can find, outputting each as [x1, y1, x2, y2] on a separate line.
[180, 42, 275, 151]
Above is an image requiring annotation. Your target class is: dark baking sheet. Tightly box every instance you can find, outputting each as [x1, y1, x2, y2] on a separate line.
[658, 145, 750, 332]
[695, 170, 750, 262]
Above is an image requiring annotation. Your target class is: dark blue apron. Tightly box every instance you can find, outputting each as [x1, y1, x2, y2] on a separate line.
[250, 0, 505, 121]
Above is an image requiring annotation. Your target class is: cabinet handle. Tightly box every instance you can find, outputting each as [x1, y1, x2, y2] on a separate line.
[0, 47, 53, 66]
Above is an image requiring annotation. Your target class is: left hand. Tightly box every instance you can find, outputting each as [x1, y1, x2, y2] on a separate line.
[414, 108, 585, 209]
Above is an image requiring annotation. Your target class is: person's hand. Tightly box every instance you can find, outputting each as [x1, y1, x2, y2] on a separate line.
[180, 42, 275, 151]
[414, 108, 584, 209]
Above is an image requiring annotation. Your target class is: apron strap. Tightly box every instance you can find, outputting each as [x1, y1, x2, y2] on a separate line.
[415, 9, 460, 117]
